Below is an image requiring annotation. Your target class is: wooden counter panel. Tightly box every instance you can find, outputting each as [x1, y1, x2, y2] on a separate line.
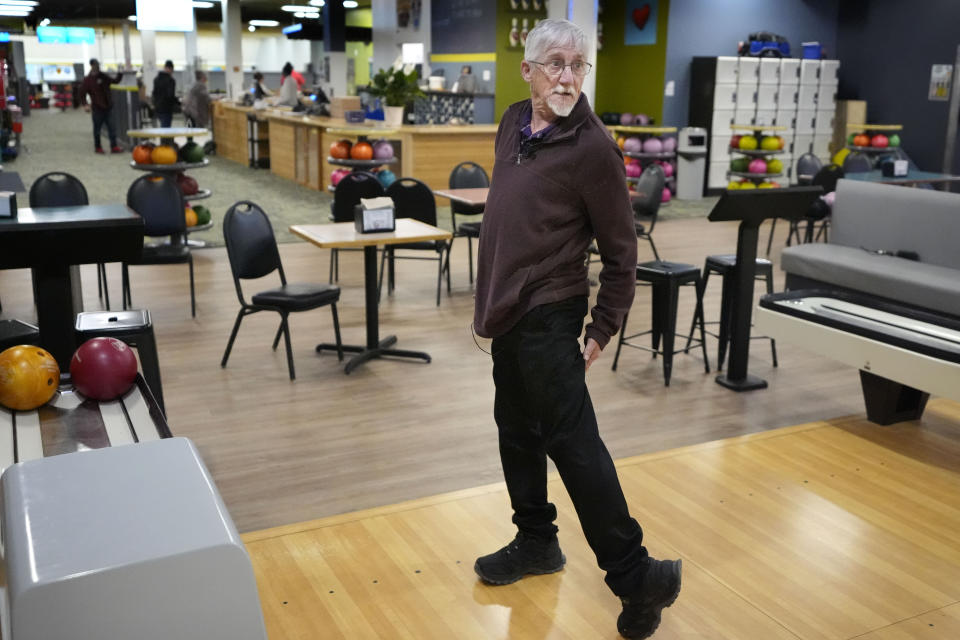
[213, 106, 249, 166]
[404, 132, 495, 192]
[270, 120, 297, 182]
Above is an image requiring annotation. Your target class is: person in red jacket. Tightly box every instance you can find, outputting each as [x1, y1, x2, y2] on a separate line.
[79, 58, 124, 154]
[472, 19, 681, 639]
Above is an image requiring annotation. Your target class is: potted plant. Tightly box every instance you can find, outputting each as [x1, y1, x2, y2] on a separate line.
[368, 67, 424, 126]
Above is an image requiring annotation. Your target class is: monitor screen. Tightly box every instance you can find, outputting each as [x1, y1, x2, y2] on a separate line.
[42, 65, 76, 83]
[135, 0, 194, 32]
[66, 27, 96, 45]
[25, 64, 41, 85]
[37, 26, 68, 44]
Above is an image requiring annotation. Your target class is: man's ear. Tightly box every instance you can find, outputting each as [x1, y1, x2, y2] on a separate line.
[520, 60, 533, 83]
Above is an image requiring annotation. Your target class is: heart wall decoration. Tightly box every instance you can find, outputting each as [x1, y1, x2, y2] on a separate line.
[625, 0, 658, 46]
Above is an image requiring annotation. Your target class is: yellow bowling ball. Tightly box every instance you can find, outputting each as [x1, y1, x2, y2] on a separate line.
[832, 148, 850, 167]
[738, 135, 759, 150]
[726, 181, 740, 190]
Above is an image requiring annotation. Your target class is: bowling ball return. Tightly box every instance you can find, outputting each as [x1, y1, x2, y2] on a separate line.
[0, 380, 268, 639]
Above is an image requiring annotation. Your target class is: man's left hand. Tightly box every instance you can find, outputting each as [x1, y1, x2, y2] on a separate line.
[583, 338, 601, 372]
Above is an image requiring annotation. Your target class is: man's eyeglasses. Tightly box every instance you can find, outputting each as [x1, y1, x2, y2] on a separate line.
[528, 59, 593, 78]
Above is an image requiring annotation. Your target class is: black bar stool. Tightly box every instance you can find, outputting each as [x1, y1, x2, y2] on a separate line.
[75, 309, 165, 415]
[612, 260, 710, 386]
[684, 254, 777, 371]
[0, 319, 40, 351]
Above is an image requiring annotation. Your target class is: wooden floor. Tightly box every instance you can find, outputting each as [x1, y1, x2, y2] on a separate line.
[0, 215, 892, 532]
[243, 400, 960, 639]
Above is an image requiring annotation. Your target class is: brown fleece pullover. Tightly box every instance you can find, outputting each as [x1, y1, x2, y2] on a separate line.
[473, 94, 637, 349]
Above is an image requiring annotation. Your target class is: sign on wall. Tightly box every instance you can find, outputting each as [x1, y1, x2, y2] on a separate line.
[625, 0, 658, 46]
[929, 64, 952, 101]
[432, 0, 496, 55]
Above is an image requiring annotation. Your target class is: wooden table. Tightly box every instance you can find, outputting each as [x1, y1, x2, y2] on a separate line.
[290, 219, 453, 374]
[0, 205, 144, 368]
[432, 187, 489, 207]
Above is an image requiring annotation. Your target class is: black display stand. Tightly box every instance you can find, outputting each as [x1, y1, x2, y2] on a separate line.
[707, 187, 822, 391]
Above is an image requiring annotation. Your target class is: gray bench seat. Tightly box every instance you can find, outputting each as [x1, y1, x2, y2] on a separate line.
[781, 178, 960, 319]
[782, 243, 960, 318]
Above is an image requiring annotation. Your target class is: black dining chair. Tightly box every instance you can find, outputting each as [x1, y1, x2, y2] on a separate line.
[587, 163, 664, 270]
[122, 173, 196, 316]
[448, 161, 490, 284]
[788, 164, 843, 245]
[378, 177, 451, 306]
[766, 153, 823, 255]
[29, 172, 111, 308]
[328, 171, 385, 282]
[842, 152, 873, 173]
[221, 201, 343, 380]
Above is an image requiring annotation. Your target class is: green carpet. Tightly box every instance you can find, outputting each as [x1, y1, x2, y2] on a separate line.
[12, 108, 714, 247]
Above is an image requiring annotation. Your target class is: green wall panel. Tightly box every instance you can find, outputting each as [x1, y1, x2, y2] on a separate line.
[494, 1, 547, 119]
[595, 0, 670, 124]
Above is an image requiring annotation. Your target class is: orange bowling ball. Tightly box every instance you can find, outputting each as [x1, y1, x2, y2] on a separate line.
[0, 345, 60, 411]
[350, 141, 374, 160]
[329, 139, 351, 159]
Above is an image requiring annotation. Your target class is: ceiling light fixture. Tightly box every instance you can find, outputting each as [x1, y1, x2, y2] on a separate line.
[191, 1, 214, 8]
[128, 15, 137, 21]
[248, 25, 255, 32]
[38, 17, 49, 26]
[305, 12, 320, 19]
[281, 5, 314, 12]
[0, 0, 38, 6]
[0, 9, 30, 16]
[307, 0, 325, 6]
[343, 0, 358, 7]
[249, 19, 279, 27]
[0, 3, 31, 12]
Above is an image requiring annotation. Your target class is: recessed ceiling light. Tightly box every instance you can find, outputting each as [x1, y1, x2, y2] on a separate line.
[281, 5, 313, 11]
[343, 0, 358, 7]
[192, 1, 214, 8]
[128, 14, 137, 21]
[248, 25, 255, 32]
[308, 0, 324, 6]
[305, 12, 320, 19]
[249, 19, 279, 27]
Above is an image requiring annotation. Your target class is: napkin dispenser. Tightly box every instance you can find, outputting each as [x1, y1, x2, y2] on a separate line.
[355, 196, 395, 233]
[881, 159, 908, 177]
[0, 191, 16, 218]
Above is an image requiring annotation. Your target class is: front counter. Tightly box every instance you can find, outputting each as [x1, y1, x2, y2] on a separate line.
[211, 102, 496, 192]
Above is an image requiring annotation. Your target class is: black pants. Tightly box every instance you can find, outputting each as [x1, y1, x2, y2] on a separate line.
[91, 108, 117, 149]
[157, 112, 173, 128]
[491, 295, 649, 596]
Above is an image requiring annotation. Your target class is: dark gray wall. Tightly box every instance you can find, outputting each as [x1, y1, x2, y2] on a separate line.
[662, 0, 839, 126]
[837, 0, 960, 173]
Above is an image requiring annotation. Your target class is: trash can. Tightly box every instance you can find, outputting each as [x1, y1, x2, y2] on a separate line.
[676, 127, 708, 200]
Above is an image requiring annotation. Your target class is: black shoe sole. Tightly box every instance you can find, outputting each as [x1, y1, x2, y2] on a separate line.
[618, 559, 682, 639]
[473, 553, 566, 586]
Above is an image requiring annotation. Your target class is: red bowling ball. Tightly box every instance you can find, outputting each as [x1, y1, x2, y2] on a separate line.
[70, 338, 139, 401]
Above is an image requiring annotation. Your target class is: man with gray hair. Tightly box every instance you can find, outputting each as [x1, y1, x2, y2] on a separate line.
[472, 18, 681, 639]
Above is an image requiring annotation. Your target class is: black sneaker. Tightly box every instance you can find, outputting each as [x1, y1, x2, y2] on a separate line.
[474, 532, 566, 585]
[617, 558, 682, 639]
